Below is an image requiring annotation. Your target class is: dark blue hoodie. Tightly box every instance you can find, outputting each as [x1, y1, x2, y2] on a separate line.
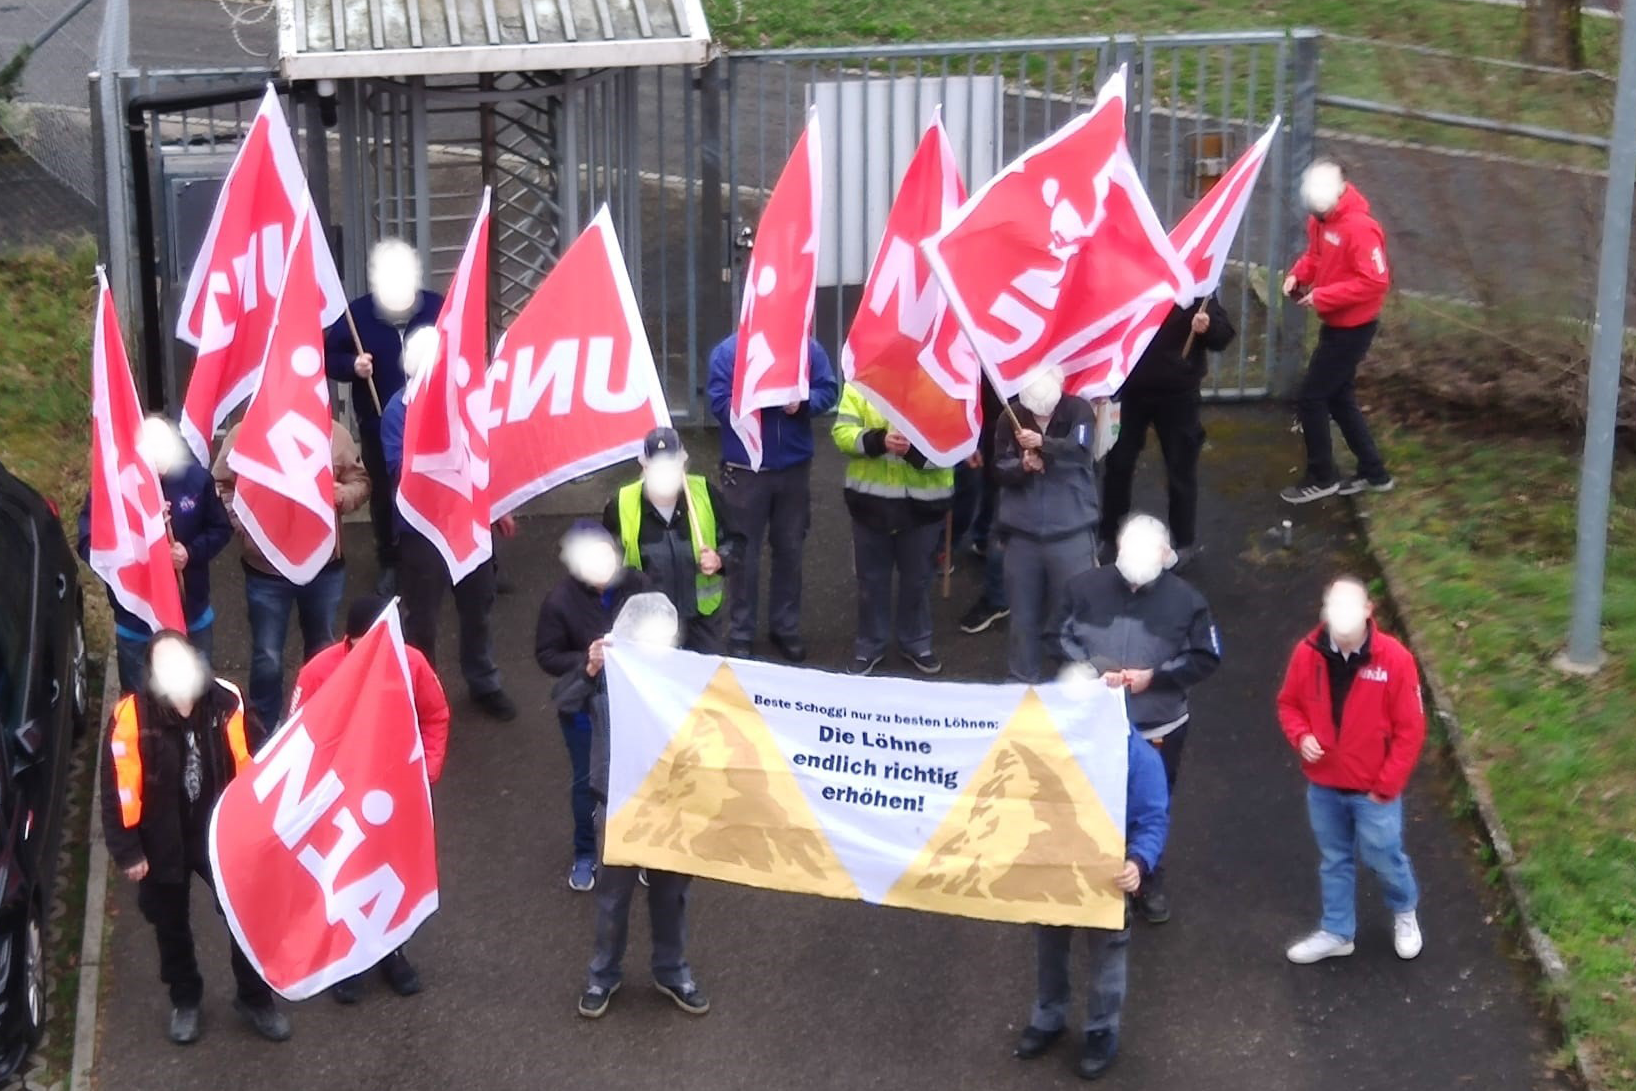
[77, 462, 233, 640]
[706, 333, 840, 471]
[324, 290, 444, 434]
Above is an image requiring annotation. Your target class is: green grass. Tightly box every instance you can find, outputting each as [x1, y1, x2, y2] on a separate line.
[706, 0, 1616, 160]
[1363, 419, 1636, 1087]
[0, 239, 104, 1087]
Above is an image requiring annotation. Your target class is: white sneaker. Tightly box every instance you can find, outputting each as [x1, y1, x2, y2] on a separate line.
[1286, 930, 1355, 964]
[1394, 912, 1423, 959]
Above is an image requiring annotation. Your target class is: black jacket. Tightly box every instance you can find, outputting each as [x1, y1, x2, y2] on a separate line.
[323, 291, 445, 434]
[600, 483, 743, 619]
[535, 568, 653, 713]
[100, 681, 267, 882]
[1117, 296, 1236, 398]
[992, 396, 1101, 543]
[1060, 566, 1222, 728]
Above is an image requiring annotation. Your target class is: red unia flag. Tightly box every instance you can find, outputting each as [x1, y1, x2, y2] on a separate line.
[1065, 115, 1279, 398]
[225, 198, 337, 583]
[488, 205, 670, 518]
[175, 84, 345, 465]
[731, 107, 822, 470]
[924, 68, 1192, 401]
[211, 602, 437, 1000]
[87, 268, 186, 634]
[398, 190, 493, 581]
[841, 111, 980, 467]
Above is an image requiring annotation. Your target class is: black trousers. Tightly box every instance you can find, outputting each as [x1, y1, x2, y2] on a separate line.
[398, 528, 501, 697]
[137, 853, 273, 1009]
[1297, 322, 1387, 485]
[719, 462, 811, 644]
[358, 427, 398, 569]
[1101, 389, 1205, 548]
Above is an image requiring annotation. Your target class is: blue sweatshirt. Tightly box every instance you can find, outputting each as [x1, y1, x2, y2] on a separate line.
[380, 389, 408, 533]
[324, 291, 444, 434]
[706, 333, 840, 470]
[1123, 726, 1172, 875]
[76, 462, 233, 640]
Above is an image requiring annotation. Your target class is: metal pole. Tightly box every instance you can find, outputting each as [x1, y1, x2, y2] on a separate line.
[1277, 30, 1320, 399]
[1559, 3, 1636, 673]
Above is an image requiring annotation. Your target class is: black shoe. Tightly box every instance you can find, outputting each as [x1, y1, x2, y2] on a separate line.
[1013, 1025, 1063, 1060]
[969, 540, 988, 559]
[381, 950, 422, 996]
[848, 654, 883, 676]
[727, 639, 753, 659]
[233, 999, 292, 1043]
[330, 976, 362, 1005]
[904, 650, 943, 676]
[959, 599, 1010, 634]
[1279, 479, 1339, 505]
[655, 980, 710, 1015]
[1077, 1030, 1118, 1080]
[769, 634, 807, 663]
[474, 688, 518, 722]
[1135, 889, 1171, 924]
[1338, 473, 1395, 496]
[168, 1005, 201, 1045]
[374, 567, 397, 597]
[577, 981, 620, 1019]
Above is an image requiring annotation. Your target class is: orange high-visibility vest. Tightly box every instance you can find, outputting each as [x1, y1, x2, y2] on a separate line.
[108, 680, 252, 829]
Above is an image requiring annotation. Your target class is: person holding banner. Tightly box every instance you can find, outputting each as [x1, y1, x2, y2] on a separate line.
[381, 329, 519, 723]
[100, 633, 290, 1045]
[212, 420, 370, 731]
[288, 595, 449, 1002]
[78, 416, 232, 692]
[705, 332, 840, 662]
[992, 365, 1101, 684]
[1014, 712, 1170, 1079]
[1061, 515, 1222, 924]
[535, 522, 652, 892]
[323, 239, 444, 595]
[831, 385, 954, 676]
[1099, 298, 1236, 570]
[600, 428, 740, 656]
[1278, 577, 1425, 965]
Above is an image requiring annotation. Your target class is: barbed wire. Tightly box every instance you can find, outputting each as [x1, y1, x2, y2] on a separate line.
[215, 0, 277, 59]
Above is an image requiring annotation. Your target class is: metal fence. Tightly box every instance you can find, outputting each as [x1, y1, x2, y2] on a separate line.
[100, 29, 1318, 421]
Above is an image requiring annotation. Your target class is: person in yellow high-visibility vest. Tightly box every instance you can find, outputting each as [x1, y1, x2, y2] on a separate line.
[601, 428, 743, 655]
[831, 385, 954, 676]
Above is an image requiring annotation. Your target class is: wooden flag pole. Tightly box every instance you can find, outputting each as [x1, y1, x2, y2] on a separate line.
[678, 472, 708, 558]
[1181, 329, 1197, 358]
[341, 303, 384, 415]
[941, 511, 954, 600]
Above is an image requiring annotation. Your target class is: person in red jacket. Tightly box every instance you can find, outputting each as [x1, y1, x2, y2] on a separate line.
[1279, 159, 1394, 505]
[1277, 577, 1425, 965]
[287, 594, 450, 1002]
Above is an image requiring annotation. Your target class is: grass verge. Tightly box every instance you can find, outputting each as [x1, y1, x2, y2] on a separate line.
[1363, 417, 1636, 1087]
[0, 238, 104, 1089]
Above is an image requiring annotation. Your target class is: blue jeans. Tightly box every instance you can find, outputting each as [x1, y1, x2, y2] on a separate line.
[1031, 924, 1129, 1035]
[1306, 784, 1419, 940]
[244, 565, 346, 730]
[983, 536, 1007, 608]
[559, 712, 597, 861]
[114, 622, 214, 695]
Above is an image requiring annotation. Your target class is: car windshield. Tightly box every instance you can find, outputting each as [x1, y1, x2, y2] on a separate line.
[0, 504, 33, 736]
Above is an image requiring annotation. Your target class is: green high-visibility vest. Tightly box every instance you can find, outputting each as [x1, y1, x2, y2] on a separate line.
[617, 476, 722, 616]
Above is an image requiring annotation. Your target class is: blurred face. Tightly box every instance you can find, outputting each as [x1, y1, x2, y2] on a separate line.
[148, 636, 207, 716]
[643, 454, 686, 505]
[135, 415, 187, 477]
[1300, 161, 1345, 217]
[401, 326, 441, 385]
[563, 531, 620, 589]
[1322, 580, 1372, 644]
[1114, 515, 1171, 588]
[369, 240, 422, 320]
[1018, 366, 1064, 419]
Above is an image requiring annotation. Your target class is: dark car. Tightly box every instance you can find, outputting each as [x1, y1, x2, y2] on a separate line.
[0, 462, 88, 1076]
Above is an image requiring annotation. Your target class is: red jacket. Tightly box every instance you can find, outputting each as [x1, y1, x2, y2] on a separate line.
[289, 641, 450, 784]
[1277, 623, 1425, 800]
[1289, 185, 1391, 328]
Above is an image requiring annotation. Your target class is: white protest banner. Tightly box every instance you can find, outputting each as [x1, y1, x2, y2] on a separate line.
[604, 644, 1130, 929]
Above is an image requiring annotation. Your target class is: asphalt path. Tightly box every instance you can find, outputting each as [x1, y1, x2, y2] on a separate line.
[90, 406, 1572, 1091]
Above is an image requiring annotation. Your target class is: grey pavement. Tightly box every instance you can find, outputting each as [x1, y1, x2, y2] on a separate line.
[91, 406, 1571, 1091]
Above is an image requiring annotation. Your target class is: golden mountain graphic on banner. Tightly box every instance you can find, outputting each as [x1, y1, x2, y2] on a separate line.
[606, 664, 859, 900]
[884, 690, 1127, 929]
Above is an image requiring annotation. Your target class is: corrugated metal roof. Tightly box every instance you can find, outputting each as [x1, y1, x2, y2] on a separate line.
[277, 0, 712, 78]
